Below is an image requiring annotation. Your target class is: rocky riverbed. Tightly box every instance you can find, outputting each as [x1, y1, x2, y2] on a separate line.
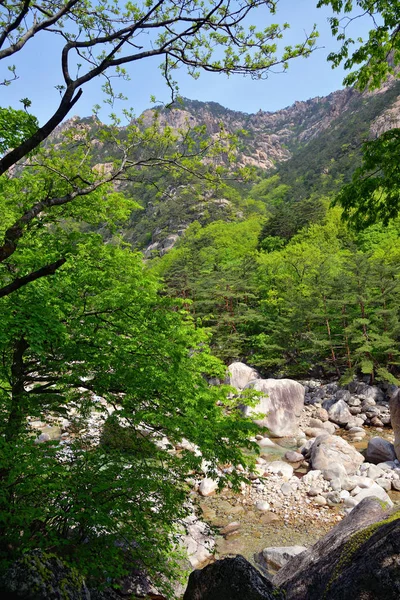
[27, 363, 400, 590]
[185, 365, 400, 571]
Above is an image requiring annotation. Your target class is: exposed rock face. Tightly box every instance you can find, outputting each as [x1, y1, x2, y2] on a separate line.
[273, 498, 400, 600]
[310, 434, 364, 475]
[225, 362, 259, 390]
[390, 389, 400, 460]
[242, 379, 305, 437]
[0, 550, 90, 600]
[365, 436, 397, 464]
[183, 555, 284, 600]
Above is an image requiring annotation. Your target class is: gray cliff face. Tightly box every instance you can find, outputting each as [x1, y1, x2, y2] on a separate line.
[140, 89, 360, 170]
[139, 80, 400, 170]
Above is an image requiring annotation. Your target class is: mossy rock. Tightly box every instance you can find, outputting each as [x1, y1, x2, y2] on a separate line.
[0, 549, 89, 599]
[274, 499, 400, 600]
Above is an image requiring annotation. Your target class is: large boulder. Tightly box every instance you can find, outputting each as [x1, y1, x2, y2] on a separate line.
[183, 555, 284, 600]
[225, 362, 259, 390]
[365, 436, 397, 464]
[0, 550, 90, 600]
[390, 389, 400, 461]
[273, 498, 400, 600]
[310, 434, 364, 475]
[242, 379, 305, 437]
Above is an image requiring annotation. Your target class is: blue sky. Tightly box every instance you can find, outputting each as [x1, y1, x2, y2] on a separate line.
[0, 1, 375, 123]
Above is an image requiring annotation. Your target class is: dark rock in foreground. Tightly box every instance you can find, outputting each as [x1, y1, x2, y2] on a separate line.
[183, 555, 284, 600]
[273, 497, 400, 600]
[0, 549, 90, 599]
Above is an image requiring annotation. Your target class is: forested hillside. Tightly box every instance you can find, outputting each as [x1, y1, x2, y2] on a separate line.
[77, 73, 400, 384]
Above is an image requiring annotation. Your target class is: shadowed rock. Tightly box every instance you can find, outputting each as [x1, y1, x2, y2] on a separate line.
[183, 555, 284, 600]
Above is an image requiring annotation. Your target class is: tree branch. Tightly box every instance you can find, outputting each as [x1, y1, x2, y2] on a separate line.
[0, 258, 66, 298]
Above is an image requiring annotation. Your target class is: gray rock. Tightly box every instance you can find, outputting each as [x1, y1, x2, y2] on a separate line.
[352, 482, 393, 507]
[313, 495, 327, 506]
[365, 436, 396, 464]
[375, 477, 391, 492]
[255, 501, 271, 512]
[326, 491, 341, 505]
[226, 362, 259, 390]
[335, 389, 351, 402]
[308, 417, 323, 429]
[284, 450, 304, 463]
[273, 498, 399, 600]
[321, 421, 336, 434]
[304, 427, 328, 438]
[362, 397, 377, 410]
[184, 555, 284, 600]
[342, 475, 374, 491]
[266, 461, 293, 480]
[328, 400, 352, 425]
[280, 482, 294, 496]
[377, 460, 397, 471]
[243, 379, 305, 437]
[347, 396, 361, 407]
[322, 463, 348, 483]
[310, 434, 364, 475]
[321, 397, 337, 411]
[260, 546, 307, 570]
[313, 407, 329, 422]
[367, 464, 385, 480]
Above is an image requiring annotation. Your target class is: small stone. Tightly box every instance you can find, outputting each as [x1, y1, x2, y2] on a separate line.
[314, 495, 327, 506]
[285, 450, 304, 463]
[281, 482, 293, 496]
[220, 521, 241, 536]
[307, 487, 320, 497]
[254, 501, 271, 512]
